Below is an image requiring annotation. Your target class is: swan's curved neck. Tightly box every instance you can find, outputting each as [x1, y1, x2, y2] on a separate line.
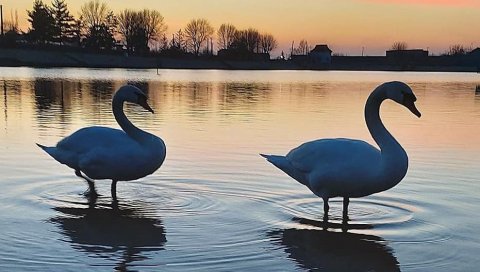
[365, 86, 408, 189]
[112, 95, 145, 141]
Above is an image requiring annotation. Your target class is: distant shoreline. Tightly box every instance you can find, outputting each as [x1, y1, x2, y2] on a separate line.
[0, 48, 478, 73]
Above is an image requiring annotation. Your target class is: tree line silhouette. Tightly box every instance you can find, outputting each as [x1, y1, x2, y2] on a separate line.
[0, 0, 278, 58]
[0, 0, 476, 60]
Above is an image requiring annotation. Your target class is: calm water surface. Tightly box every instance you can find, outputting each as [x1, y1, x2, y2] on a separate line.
[0, 67, 479, 271]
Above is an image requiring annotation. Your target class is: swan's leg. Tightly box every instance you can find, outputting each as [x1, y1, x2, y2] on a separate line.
[343, 197, 350, 221]
[75, 169, 97, 195]
[111, 180, 118, 200]
[322, 197, 330, 223]
[323, 197, 329, 215]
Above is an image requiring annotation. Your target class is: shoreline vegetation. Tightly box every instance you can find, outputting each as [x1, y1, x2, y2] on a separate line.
[0, 0, 479, 72]
[0, 47, 478, 72]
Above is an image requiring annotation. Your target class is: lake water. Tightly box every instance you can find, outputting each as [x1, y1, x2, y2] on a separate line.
[0, 67, 479, 271]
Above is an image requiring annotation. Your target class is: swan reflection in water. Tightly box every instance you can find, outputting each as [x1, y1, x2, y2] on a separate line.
[49, 195, 166, 271]
[269, 218, 400, 272]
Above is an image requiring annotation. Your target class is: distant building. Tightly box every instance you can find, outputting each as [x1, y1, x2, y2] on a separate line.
[468, 47, 480, 61]
[468, 48, 480, 69]
[469, 47, 480, 56]
[309, 44, 332, 64]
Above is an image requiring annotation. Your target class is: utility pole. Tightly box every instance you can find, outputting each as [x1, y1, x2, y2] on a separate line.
[0, 5, 4, 36]
[291, 41, 294, 59]
[211, 38, 213, 55]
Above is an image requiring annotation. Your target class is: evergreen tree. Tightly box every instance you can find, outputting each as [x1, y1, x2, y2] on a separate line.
[83, 24, 115, 50]
[51, 0, 75, 44]
[27, 0, 55, 43]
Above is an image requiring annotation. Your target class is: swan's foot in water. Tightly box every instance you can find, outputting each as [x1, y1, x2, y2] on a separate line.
[86, 190, 98, 208]
[343, 197, 350, 222]
[111, 180, 118, 201]
[75, 169, 98, 197]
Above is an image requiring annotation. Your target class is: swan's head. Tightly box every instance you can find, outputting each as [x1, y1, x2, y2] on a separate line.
[384, 81, 421, 118]
[115, 85, 154, 113]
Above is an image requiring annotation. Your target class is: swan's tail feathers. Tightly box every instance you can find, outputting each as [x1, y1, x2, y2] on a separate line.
[36, 143, 48, 151]
[36, 143, 74, 168]
[260, 153, 283, 164]
[37, 143, 59, 159]
[259, 153, 270, 159]
[260, 154, 307, 185]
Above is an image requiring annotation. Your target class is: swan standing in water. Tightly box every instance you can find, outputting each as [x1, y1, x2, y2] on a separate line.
[261, 81, 421, 220]
[37, 85, 166, 199]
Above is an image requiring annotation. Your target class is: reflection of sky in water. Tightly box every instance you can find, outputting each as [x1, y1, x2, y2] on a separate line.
[0, 68, 479, 271]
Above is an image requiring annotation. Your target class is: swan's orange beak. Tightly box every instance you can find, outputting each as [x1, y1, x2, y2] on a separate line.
[139, 99, 154, 114]
[403, 95, 421, 118]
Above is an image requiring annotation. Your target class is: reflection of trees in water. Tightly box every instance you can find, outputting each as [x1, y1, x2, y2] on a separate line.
[33, 79, 78, 113]
[34, 79, 75, 133]
[219, 82, 272, 111]
[84, 80, 115, 103]
[473, 85, 480, 104]
[185, 82, 214, 117]
[50, 196, 166, 271]
[75, 80, 116, 124]
[1, 80, 22, 124]
[34, 79, 58, 111]
[32, 78, 157, 135]
[162, 82, 214, 122]
[269, 218, 400, 272]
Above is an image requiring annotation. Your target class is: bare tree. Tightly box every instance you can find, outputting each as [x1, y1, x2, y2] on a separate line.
[293, 39, 310, 55]
[140, 9, 167, 47]
[184, 18, 214, 56]
[118, 9, 167, 53]
[79, 1, 116, 50]
[117, 9, 137, 52]
[448, 44, 467, 55]
[217, 23, 237, 50]
[391, 41, 408, 51]
[4, 9, 19, 33]
[260, 33, 277, 54]
[79, 0, 109, 30]
[169, 29, 186, 52]
[233, 28, 261, 52]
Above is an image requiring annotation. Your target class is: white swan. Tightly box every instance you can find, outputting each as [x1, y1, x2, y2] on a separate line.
[37, 85, 166, 199]
[261, 81, 421, 220]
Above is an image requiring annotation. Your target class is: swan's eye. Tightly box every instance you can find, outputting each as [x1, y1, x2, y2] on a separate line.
[135, 92, 148, 102]
[403, 93, 416, 103]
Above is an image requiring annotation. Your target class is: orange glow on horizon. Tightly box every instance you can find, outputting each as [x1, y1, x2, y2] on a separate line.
[362, 0, 480, 6]
[1, 0, 479, 56]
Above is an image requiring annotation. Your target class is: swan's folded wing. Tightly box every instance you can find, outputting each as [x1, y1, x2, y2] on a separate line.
[286, 138, 380, 174]
[78, 145, 147, 181]
[57, 126, 130, 155]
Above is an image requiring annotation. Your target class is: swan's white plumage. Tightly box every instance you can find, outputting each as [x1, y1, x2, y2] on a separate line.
[262, 81, 420, 216]
[38, 85, 166, 189]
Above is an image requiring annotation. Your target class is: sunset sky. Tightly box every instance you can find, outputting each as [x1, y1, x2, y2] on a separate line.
[2, 0, 479, 56]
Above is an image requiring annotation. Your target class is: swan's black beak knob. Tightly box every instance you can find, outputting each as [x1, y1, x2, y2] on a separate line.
[403, 94, 421, 118]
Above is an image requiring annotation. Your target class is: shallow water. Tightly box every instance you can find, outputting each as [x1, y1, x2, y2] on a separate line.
[0, 68, 479, 271]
